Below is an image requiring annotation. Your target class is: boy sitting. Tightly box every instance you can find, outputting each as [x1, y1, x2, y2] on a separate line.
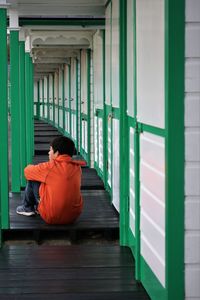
[16, 136, 86, 224]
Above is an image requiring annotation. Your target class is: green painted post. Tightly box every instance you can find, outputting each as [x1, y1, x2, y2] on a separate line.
[30, 58, 34, 157]
[119, 0, 128, 245]
[37, 81, 40, 118]
[0, 8, 9, 229]
[165, 0, 185, 299]
[47, 76, 50, 122]
[42, 78, 44, 119]
[10, 29, 21, 192]
[62, 68, 65, 133]
[69, 64, 71, 136]
[25, 52, 32, 164]
[53, 74, 55, 125]
[19, 41, 26, 187]
[102, 30, 107, 186]
[87, 50, 91, 166]
[76, 58, 79, 152]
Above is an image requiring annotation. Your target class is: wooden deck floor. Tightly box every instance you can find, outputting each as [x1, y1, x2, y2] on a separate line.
[0, 245, 150, 300]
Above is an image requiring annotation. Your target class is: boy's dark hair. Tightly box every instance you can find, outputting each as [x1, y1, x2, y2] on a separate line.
[50, 136, 75, 157]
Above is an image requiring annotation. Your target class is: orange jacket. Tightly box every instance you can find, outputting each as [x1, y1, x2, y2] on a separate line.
[24, 155, 86, 224]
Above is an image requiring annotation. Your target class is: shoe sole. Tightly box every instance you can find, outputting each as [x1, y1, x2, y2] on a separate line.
[16, 211, 35, 216]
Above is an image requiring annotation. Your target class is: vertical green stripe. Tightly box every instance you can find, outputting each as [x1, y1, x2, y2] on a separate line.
[76, 58, 79, 151]
[87, 50, 91, 166]
[69, 64, 71, 136]
[30, 58, 34, 157]
[47, 75, 50, 121]
[25, 52, 32, 164]
[37, 81, 40, 118]
[62, 68, 65, 133]
[165, 0, 185, 299]
[10, 30, 21, 192]
[53, 74, 55, 125]
[42, 78, 44, 118]
[132, 0, 141, 280]
[0, 8, 9, 229]
[119, 0, 128, 245]
[103, 30, 107, 186]
[19, 41, 26, 187]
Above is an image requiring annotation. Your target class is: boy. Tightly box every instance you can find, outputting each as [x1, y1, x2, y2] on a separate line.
[16, 136, 86, 224]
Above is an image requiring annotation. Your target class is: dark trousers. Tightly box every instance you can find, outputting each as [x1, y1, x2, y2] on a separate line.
[23, 180, 41, 210]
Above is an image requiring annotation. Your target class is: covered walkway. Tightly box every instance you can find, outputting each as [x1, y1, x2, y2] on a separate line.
[1, 121, 149, 299]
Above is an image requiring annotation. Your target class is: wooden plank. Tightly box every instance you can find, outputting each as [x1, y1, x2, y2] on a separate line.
[8, 190, 119, 231]
[0, 245, 150, 299]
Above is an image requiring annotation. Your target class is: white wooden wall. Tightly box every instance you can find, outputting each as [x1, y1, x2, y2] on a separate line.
[185, 1, 200, 299]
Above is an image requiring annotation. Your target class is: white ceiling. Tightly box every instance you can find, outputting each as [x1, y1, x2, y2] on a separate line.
[7, 0, 106, 17]
[5, 0, 107, 79]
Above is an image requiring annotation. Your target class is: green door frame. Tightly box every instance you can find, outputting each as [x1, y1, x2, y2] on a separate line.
[0, 8, 9, 230]
[10, 29, 21, 192]
[119, 0, 185, 299]
[19, 41, 27, 187]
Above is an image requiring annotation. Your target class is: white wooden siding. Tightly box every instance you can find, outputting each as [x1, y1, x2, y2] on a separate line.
[185, 1, 200, 299]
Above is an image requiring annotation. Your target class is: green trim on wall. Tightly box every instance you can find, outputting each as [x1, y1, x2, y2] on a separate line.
[140, 256, 166, 300]
[119, 0, 128, 246]
[52, 74, 55, 126]
[87, 49, 91, 166]
[42, 78, 44, 118]
[25, 52, 32, 165]
[30, 58, 34, 157]
[76, 58, 79, 152]
[0, 8, 9, 230]
[102, 30, 107, 187]
[134, 125, 141, 280]
[37, 81, 40, 118]
[62, 68, 65, 134]
[10, 30, 21, 192]
[165, 0, 185, 299]
[139, 123, 166, 137]
[19, 41, 26, 187]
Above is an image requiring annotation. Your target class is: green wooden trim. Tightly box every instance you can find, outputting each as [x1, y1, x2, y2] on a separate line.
[52, 74, 55, 126]
[25, 52, 32, 165]
[37, 81, 40, 118]
[10, 30, 21, 192]
[84, 58, 90, 159]
[62, 68, 65, 134]
[112, 107, 120, 119]
[165, 0, 185, 299]
[47, 76, 50, 121]
[134, 126, 140, 280]
[140, 255, 166, 300]
[128, 227, 136, 256]
[79, 54, 82, 153]
[69, 64, 71, 136]
[0, 8, 9, 229]
[133, 0, 137, 118]
[19, 41, 26, 187]
[119, 0, 128, 246]
[42, 78, 44, 118]
[76, 58, 79, 151]
[95, 108, 104, 118]
[19, 18, 105, 26]
[139, 123, 166, 137]
[30, 59, 34, 157]
[127, 115, 136, 127]
[103, 30, 107, 187]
